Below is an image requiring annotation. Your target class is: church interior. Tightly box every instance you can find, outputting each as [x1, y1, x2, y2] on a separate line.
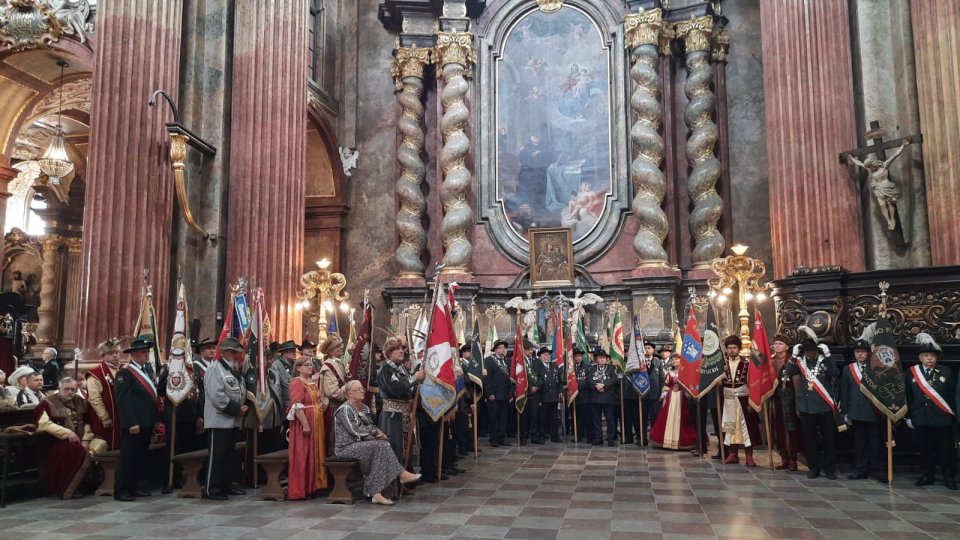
[1, 0, 959, 538]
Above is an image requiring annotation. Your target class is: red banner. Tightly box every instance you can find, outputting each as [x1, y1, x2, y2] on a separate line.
[677, 306, 702, 396]
[748, 311, 778, 412]
[510, 322, 528, 413]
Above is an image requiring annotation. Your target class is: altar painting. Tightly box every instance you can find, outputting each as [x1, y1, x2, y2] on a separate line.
[495, 6, 612, 243]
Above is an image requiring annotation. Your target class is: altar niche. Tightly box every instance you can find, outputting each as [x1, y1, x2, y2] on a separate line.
[476, 0, 630, 267]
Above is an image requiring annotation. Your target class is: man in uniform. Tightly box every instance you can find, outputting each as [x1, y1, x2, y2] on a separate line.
[261, 340, 296, 455]
[203, 337, 249, 500]
[86, 339, 123, 450]
[114, 337, 159, 501]
[639, 341, 664, 442]
[483, 340, 512, 447]
[536, 346, 563, 443]
[841, 339, 884, 482]
[785, 336, 839, 479]
[519, 341, 541, 445]
[720, 335, 762, 467]
[573, 348, 592, 442]
[906, 334, 956, 490]
[377, 337, 423, 460]
[589, 349, 619, 446]
[769, 334, 799, 470]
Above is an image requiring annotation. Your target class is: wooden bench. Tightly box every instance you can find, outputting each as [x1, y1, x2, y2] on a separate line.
[92, 443, 164, 497]
[255, 448, 288, 501]
[322, 457, 361, 504]
[170, 441, 247, 498]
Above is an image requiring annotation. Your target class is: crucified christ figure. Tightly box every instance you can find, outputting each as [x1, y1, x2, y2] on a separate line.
[845, 141, 910, 231]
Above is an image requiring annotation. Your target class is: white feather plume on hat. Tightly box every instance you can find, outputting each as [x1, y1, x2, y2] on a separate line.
[855, 322, 877, 345]
[915, 332, 941, 353]
[797, 325, 818, 343]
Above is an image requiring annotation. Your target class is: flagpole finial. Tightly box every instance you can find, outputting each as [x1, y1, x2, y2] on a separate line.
[142, 268, 149, 285]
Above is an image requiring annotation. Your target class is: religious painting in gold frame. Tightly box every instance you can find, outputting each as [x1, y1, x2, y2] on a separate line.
[529, 227, 574, 288]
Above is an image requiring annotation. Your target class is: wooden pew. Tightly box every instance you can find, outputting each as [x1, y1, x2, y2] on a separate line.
[255, 448, 288, 501]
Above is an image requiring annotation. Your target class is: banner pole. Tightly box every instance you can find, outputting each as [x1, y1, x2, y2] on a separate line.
[695, 399, 702, 458]
[763, 402, 773, 469]
[716, 391, 724, 461]
[167, 403, 177, 489]
[516, 408, 521, 447]
[572, 398, 578, 443]
[619, 378, 626, 445]
[887, 417, 893, 484]
[437, 417, 445, 480]
[403, 388, 420, 470]
[638, 395, 645, 448]
[472, 388, 479, 459]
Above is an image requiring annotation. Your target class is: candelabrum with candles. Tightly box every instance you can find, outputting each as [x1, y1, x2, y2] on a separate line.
[706, 244, 769, 351]
[296, 258, 350, 340]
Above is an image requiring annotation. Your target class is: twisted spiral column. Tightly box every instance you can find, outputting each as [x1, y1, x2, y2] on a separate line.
[677, 16, 724, 267]
[625, 9, 671, 267]
[435, 31, 475, 275]
[392, 47, 431, 279]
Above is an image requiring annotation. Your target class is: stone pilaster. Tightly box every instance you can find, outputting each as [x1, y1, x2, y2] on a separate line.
[227, 0, 307, 341]
[760, 0, 863, 279]
[0, 159, 13, 265]
[625, 9, 672, 271]
[676, 16, 724, 269]
[911, 1, 960, 266]
[36, 235, 63, 346]
[61, 237, 82, 349]
[434, 23, 474, 279]
[78, 0, 183, 353]
[392, 46, 431, 283]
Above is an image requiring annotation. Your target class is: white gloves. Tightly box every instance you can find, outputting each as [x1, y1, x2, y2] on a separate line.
[818, 343, 831, 358]
[792, 344, 801, 357]
[905, 419, 914, 429]
[844, 414, 851, 426]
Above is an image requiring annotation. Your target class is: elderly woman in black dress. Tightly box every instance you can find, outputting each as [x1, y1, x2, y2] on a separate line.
[334, 380, 420, 505]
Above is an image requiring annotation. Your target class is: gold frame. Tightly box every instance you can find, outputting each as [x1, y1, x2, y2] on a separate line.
[529, 227, 574, 288]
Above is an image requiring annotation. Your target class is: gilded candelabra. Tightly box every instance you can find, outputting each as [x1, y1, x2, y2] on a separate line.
[707, 244, 769, 350]
[296, 258, 349, 340]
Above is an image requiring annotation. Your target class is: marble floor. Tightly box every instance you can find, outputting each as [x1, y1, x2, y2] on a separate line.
[3, 442, 959, 540]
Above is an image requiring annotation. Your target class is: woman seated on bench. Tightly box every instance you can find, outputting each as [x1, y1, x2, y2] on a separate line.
[333, 380, 420, 505]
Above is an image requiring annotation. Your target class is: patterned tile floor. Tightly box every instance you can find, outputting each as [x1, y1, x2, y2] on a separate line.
[3, 442, 960, 540]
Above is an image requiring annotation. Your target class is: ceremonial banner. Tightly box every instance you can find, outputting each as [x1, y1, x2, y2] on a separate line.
[698, 303, 726, 398]
[552, 308, 577, 402]
[410, 310, 429, 367]
[133, 281, 162, 379]
[421, 288, 458, 421]
[344, 310, 357, 367]
[247, 288, 274, 421]
[467, 315, 485, 390]
[575, 317, 589, 359]
[484, 319, 499, 358]
[347, 301, 373, 401]
[610, 308, 625, 371]
[859, 314, 907, 422]
[748, 311, 777, 412]
[677, 306, 702, 396]
[625, 315, 651, 397]
[165, 280, 195, 405]
[327, 311, 339, 336]
[510, 322, 528, 414]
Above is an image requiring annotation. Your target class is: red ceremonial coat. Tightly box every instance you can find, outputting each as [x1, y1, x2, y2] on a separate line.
[86, 362, 121, 450]
[650, 370, 697, 450]
[33, 397, 92, 497]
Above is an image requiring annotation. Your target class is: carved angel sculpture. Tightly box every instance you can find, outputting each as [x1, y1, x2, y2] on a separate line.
[338, 146, 359, 177]
[46, 0, 93, 44]
[506, 291, 539, 343]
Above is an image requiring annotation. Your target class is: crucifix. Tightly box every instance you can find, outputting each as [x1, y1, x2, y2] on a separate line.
[839, 120, 922, 245]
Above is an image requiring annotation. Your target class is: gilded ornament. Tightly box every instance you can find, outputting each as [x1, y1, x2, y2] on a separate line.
[711, 28, 729, 62]
[624, 8, 673, 53]
[391, 46, 431, 91]
[0, 0, 61, 51]
[674, 15, 713, 53]
[434, 31, 475, 75]
[535, 0, 563, 13]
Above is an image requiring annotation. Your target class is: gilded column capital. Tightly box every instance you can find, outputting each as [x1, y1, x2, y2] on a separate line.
[712, 28, 730, 62]
[434, 31, 475, 74]
[65, 237, 82, 253]
[675, 15, 714, 53]
[40, 234, 63, 253]
[391, 46, 432, 91]
[624, 8, 674, 56]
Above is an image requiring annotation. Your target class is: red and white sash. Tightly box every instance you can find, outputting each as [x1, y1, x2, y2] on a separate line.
[849, 363, 863, 385]
[128, 363, 158, 403]
[797, 358, 837, 413]
[910, 364, 955, 416]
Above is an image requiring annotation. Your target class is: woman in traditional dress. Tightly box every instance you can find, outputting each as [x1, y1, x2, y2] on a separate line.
[286, 356, 328, 500]
[334, 380, 421, 505]
[650, 354, 698, 450]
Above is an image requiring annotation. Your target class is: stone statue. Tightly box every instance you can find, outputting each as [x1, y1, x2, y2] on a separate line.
[506, 291, 539, 343]
[845, 141, 910, 231]
[338, 146, 359, 177]
[45, 0, 94, 44]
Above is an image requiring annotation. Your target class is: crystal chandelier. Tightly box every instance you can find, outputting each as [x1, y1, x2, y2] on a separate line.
[38, 61, 74, 187]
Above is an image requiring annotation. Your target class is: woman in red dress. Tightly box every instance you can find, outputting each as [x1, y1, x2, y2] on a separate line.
[650, 354, 698, 450]
[287, 356, 328, 500]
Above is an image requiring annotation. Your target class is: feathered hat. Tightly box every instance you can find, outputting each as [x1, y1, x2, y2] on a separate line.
[798, 325, 820, 353]
[915, 332, 941, 356]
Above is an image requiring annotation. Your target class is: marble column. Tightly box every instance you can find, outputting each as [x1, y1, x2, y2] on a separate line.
[625, 9, 671, 271]
[61, 237, 82, 349]
[392, 46, 431, 284]
[35, 235, 63, 346]
[911, 1, 960, 266]
[227, 0, 307, 341]
[760, 0, 863, 279]
[675, 16, 724, 269]
[78, 0, 183, 353]
[434, 30, 474, 279]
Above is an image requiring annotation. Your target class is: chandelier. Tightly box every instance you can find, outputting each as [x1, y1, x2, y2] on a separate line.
[38, 60, 74, 186]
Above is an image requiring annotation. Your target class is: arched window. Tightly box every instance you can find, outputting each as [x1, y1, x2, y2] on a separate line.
[309, 0, 325, 84]
[4, 162, 47, 236]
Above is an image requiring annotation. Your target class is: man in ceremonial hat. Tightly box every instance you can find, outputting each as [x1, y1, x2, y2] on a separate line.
[572, 348, 593, 442]
[536, 346, 563, 443]
[770, 334, 800, 470]
[262, 340, 298, 454]
[639, 341, 664, 443]
[720, 335, 762, 466]
[203, 336, 249, 499]
[519, 341, 541, 445]
[785, 335, 840, 479]
[318, 335, 348, 449]
[377, 337, 424, 460]
[114, 337, 160, 501]
[86, 339, 123, 450]
[841, 339, 885, 482]
[301, 338, 318, 376]
[589, 348, 619, 446]
[483, 340, 512, 447]
[906, 333, 956, 490]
